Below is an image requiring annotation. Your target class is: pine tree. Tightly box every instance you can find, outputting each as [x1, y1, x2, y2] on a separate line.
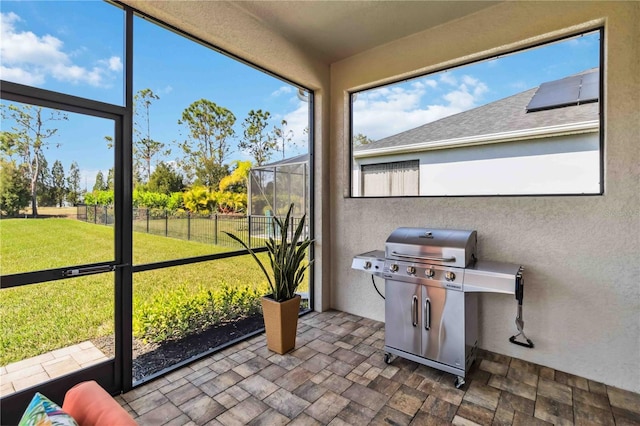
[51, 160, 66, 207]
[66, 162, 81, 205]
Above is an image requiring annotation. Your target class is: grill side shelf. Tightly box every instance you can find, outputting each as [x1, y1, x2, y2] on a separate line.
[351, 251, 386, 277]
[463, 261, 522, 294]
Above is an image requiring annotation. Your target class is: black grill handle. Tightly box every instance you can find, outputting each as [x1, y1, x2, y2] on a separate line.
[509, 266, 534, 349]
[509, 335, 534, 348]
[515, 269, 524, 303]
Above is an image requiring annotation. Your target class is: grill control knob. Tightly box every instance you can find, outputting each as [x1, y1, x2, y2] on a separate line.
[425, 268, 435, 278]
[445, 271, 456, 281]
[390, 264, 399, 272]
[407, 266, 416, 275]
[364, 261, 372, 270]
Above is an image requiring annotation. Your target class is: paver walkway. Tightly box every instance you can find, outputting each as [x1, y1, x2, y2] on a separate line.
[116, 311, 640, 425]
[0, 341, 108, 397]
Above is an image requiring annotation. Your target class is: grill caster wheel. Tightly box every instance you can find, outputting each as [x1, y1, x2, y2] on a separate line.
[455, 376, 465, 389]
[384, 353, 394, 364]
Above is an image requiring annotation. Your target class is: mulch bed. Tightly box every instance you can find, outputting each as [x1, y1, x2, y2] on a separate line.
[92, 314, 265, 381]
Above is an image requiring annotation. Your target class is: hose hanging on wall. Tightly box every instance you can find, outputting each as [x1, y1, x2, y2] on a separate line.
[372, 275, 385, 299]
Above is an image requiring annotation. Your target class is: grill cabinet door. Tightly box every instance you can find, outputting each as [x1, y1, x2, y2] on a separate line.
[385, 279, 421, 355]
[421, 285, 465, 368]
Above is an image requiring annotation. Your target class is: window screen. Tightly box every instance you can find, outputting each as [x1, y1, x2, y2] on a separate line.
[361, 160, 419, 196]
[351, 29, 603, 197]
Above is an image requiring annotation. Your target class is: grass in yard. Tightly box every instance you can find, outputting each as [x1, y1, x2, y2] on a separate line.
[1, 217, 254, 273]
[0, 274, 116, 365]
[0, 218, 309, 365]
[1, 218, 115, 274]
[20, 206, 79, 218]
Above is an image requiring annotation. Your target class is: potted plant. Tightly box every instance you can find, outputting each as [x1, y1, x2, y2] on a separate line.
[224, 203, 312, 354]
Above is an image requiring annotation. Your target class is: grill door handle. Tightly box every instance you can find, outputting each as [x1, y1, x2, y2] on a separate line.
[392, 252, 456, 262]
[424, 298, 431, 330]
[411, 295, 418, 327]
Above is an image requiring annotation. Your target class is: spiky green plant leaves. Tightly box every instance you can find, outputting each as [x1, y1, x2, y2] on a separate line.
[224, 203, 312, 302]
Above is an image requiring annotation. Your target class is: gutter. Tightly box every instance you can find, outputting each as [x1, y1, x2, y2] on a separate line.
[353, 120, 599, 159]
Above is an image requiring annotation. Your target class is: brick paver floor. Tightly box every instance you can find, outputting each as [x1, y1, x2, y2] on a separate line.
[1, 341, 109, 397]
[116, 311, 640, 425]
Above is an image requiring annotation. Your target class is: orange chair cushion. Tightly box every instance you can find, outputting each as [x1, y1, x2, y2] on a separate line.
[62, 381, 136, 426]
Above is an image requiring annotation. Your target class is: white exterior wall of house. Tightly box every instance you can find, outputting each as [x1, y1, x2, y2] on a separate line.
[353, 132, 601, 196]
[332, 3, 639, 393]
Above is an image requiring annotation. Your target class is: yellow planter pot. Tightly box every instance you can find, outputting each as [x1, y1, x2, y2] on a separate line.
[261, 294, 301, 354]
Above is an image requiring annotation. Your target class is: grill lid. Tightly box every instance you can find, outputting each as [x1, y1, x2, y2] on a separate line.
[385, 227, 477, 268]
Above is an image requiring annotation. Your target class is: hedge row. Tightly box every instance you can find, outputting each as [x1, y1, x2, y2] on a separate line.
[133, 283, 267, 343]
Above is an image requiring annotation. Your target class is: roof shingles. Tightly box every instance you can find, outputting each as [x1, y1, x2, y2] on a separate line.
[355, 77, 599, 153]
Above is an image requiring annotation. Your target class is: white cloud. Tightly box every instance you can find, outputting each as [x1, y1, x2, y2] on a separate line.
[263, 95, 311, 160]
[106, 56, 123, 72]
[443, 89, 476, 110]
[462, 75, 479, 86]
[423, 79, 438, 88]
[439, 72, 457, 86]
[509, 81, 528, 91]
[474, 82, 488, 97]
[271, 86, 293, 97]
[0, 65, 45, 85]
[79, 169, 105, 192]
[158, 85, 173, 95]
[352, 84, 429, 139]
[353, 73, 489, 140]
[0, 12, 121, 87]
[164, 160, 179, 170]
[278, 101, 309, 155]
[443, 76, 488, 110]
[567, 36, 595, 48]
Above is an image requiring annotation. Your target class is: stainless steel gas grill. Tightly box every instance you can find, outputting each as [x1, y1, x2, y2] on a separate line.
[352, 227, 531, 388]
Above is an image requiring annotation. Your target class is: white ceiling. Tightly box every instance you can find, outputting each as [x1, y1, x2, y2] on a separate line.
[228, 1, 499, 63]
[128, 1, 500, 64]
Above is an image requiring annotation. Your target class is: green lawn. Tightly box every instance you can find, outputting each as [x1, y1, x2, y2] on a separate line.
[0, 218, 308, 365]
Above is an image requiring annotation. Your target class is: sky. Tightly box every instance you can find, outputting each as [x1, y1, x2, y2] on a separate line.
[353, 30, 600, 141]
[1, 1, 310, 191]
[1, 1, 600, 191]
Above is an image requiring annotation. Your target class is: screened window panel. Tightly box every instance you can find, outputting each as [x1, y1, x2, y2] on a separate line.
[362, 160, 419, 196]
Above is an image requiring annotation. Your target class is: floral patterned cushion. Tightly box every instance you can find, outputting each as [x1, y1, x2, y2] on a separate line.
[18, 392, 78, 426]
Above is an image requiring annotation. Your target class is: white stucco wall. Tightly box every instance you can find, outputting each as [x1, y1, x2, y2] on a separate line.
[331, 2, 639, 393]
[353, 133, 601, 195]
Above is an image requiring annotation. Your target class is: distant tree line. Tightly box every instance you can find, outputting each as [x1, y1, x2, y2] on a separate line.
[1, 105, 82, 216]
[1, 89, 303, 217]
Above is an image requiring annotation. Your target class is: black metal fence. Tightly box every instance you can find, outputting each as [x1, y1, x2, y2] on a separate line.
[76, 205, 305, 249]
[77, 204, 115, 225]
